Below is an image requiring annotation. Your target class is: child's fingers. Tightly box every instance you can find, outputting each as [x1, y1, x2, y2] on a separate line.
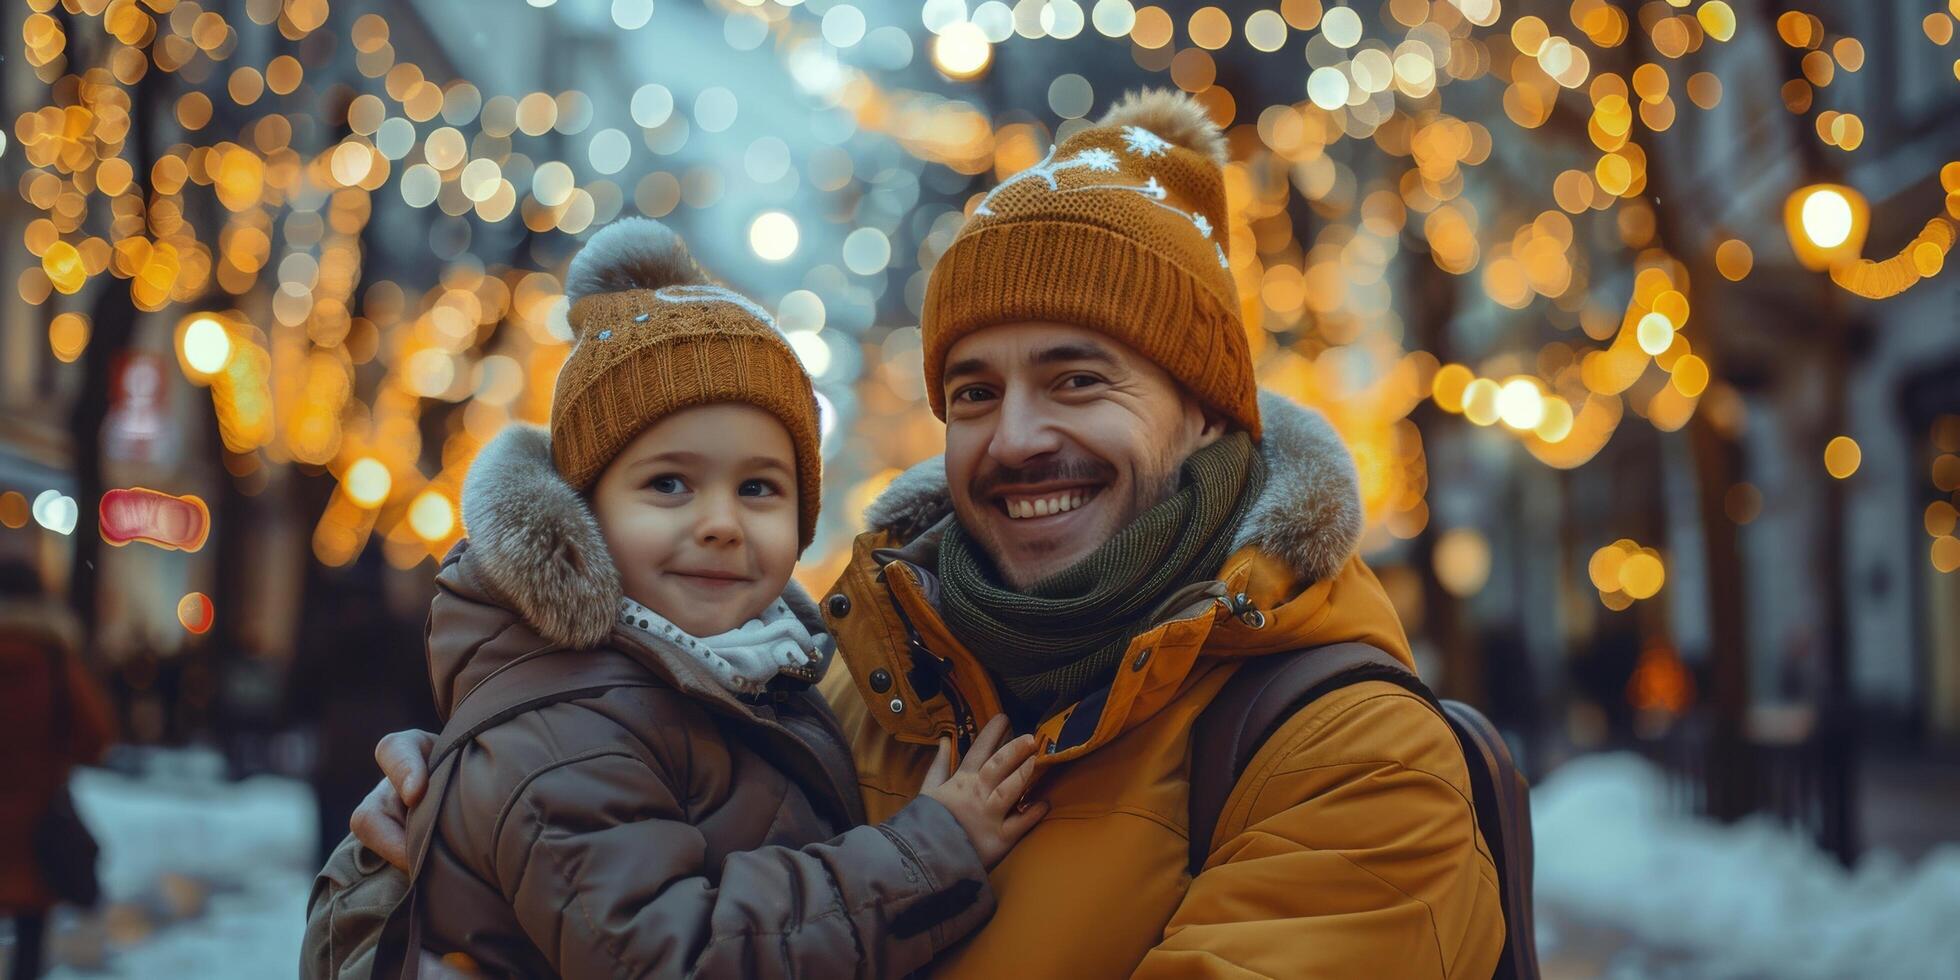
[920, 737, 953, 791]
[376, 729, 436, 806]
[349, 778, 412, 872]
[959, 715, 1011, 776]
[978, 734, 1039, 790]
[999, 800, 1049, 843]
[989, 752, 1042, 814]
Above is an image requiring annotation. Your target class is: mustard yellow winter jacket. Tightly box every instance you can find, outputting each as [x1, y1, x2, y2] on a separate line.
[817, 391, 1505, 978]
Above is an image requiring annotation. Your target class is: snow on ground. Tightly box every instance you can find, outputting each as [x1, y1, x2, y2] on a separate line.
[42, 748, 317, 980]
[24, 746, 1959, 978]
[1533, 752, 1960, 979]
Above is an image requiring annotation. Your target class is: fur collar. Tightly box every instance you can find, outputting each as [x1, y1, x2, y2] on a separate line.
[862, 390, 1363, 584]
[460, 424, 624, 650]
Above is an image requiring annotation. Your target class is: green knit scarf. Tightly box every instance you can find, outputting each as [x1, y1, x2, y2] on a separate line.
[936, 432, 1265, 723]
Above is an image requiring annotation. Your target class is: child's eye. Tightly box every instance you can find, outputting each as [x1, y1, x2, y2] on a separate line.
[646, 474, 689, 495]
[738, 478, 782, 498]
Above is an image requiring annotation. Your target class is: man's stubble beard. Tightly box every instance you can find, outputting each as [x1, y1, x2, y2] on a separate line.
[969, 456, 1184, 591]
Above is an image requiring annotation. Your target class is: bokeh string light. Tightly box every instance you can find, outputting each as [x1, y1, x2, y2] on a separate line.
[8, 0, 1956, 586]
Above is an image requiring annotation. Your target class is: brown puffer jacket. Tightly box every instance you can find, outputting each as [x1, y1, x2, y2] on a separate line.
[330, 425, 995, 979]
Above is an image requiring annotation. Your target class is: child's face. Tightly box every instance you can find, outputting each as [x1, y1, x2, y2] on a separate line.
[591, 402, 801, 637]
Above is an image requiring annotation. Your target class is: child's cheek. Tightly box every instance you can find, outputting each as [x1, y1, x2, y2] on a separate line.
[749, 507, 802, 599]
[599, 508, 682, 603]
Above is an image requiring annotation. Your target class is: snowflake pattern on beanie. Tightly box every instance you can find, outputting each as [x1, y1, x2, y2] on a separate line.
[1121, 125, 1172, 157]
[651, 284, 781, 332]
[921, 87, 1261, 440]
[974, 128, 1229, 269]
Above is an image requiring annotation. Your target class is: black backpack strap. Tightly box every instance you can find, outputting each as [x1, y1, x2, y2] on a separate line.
[1188, 645, 1542, 980]
[1187, 643, 1432, 876]
[369, 646, 660, 980]
[1438, 701, 1541, 980]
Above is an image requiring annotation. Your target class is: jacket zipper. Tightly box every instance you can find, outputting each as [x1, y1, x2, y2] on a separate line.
[881, 562, 981, 753]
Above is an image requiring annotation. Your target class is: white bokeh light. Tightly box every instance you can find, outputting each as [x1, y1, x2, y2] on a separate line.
[1800, 188, 1854, 249]
[588, 128, 631, 175]
[744, 137, 793, 183]
[695, 87, 739, 133]
[971, 0, 1014, 41]
[532, 161, 575, 207]
[922, 0, 967, 34]
[630, 84, 674, 128]
[1307, 66, 1351, 110]
[822, 4, 867, 47]
[1496, 378, 1547, 431]
[749, 211, 800, 261]
[842, 228, 892, 276]
[787, 330, 833, 377]
[1322, 5, 1362, 48]
[1091, 0, 1136, 37]
[610, 0, 652, 30]
[778, 289, 827, 332]
[1041, 0, 1085, 39]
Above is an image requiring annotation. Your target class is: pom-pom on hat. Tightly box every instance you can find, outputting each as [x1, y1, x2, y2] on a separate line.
[921, 88, 1260, 439]
[549, 218, 823, 551]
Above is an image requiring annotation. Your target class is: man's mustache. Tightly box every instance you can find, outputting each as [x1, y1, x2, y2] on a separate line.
[969, 457, 1118, 498]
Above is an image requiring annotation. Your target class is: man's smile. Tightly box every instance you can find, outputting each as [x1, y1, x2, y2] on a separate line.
[993, 484, 1104, 521]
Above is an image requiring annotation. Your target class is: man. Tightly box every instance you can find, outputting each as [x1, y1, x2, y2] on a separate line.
[352, 89, 1503, 977]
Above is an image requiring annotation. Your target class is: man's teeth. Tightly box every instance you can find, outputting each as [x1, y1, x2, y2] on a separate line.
[1005, 491, 1092, 519]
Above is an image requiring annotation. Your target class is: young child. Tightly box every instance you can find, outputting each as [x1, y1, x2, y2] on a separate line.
[304, 218, 1042, 979]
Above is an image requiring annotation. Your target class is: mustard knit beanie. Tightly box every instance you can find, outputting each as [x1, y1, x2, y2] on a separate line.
[921, 89, 1260, 439]
[550, 218, 822, 551]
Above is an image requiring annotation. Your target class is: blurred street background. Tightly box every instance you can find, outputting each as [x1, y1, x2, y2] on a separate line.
[2, 0, 1958, 976]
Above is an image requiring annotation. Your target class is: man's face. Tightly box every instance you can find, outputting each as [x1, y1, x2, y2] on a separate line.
[940, 322, 1225, 589]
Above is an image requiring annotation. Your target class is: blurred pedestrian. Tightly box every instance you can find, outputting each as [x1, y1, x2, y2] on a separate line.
[0, 559, 115, 979]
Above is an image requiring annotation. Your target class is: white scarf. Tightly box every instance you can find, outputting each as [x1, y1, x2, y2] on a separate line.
[618, 595, 830, 695]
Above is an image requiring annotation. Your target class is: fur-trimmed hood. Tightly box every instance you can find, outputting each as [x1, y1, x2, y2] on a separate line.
[457, 424, 622, 650]
[861, 389, 1364, 586]
[445, 424, 828, 663]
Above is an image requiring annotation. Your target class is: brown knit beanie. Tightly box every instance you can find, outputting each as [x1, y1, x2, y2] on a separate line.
[549, 218, 823, 551]
[922, 89, 1260, 439]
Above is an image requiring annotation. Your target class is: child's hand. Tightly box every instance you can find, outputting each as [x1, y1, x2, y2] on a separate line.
[918, 714, 1048, 868]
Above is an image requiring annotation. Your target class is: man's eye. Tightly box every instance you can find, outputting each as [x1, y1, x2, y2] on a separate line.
[952, 386, 996, 404]
[1061, 374, 1104, 389]
[739, 479, 781, 497]
[647, 475, 688, 494]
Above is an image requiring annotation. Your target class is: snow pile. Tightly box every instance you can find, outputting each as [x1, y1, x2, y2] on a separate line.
[44, 748, 318, 980]
[67, 748, 317, 901]
[1533, 752, 1960, 979]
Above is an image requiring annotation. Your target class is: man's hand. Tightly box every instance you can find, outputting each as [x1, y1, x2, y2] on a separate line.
[347, 729, 436, 872]
[918, 714, 1047, 868]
